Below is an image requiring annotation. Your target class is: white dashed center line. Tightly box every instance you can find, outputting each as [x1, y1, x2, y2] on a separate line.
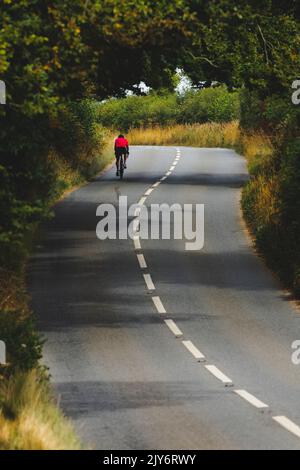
[234, 389, 269, 410]
[133, 235, 141, 250]
[152, 296, 166, 314]
[273, 416, 300, 439]
[138, 196, 147, 205]
[144, 188, 154, 196]
[137, 254, 147, 269]
[182, 340, 206, 362]
[164, 319, 183, 338]
[205, 364, 233, 387]
[143, 273, 155, 291]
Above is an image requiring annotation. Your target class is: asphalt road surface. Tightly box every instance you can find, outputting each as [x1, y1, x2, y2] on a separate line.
[29, 146, 300, 449]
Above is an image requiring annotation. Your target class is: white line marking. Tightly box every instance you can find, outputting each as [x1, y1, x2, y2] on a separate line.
[152, 296, 166, 314]
[144, 188, 154, 196]
[182, 340, 205, 362]
[137, 254, 147, 269]
[164, 319, 183, 338]
[132, 218, 140, 233]
[165, 171, 171, 176]
[234, 389, 268, 409]
[152, 182, 160, 188]
[138, 196, 147, 205]
[143, 273, 155, 291]
[160, 176, 167, 181]
[273, 416, 300, 439]
[133, 236, 141, 250]
[205, 365, 233, 386]
[170, 165, 175, 171]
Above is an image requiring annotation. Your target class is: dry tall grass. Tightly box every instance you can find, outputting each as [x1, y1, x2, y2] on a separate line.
[0, 370, 81, 450]
[49, 128, 114, 196]
[128, 121, 241, 148]
[128, 121, 273, 175]
[241, 133, 274, 174]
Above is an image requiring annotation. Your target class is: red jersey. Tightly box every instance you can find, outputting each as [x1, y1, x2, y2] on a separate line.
[115, 137, 128, 148]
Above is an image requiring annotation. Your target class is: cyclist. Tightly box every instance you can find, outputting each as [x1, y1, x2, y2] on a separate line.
[114, 134, 129, 176]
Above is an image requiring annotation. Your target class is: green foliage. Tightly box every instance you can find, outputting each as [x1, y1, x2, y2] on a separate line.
[97, 86, 240, 130]
[97, 92, 179, 131]
[0, 269, 43, 376]
[51, 100, 107, 179]
[0, 164, 50, 271]
[0, 0, 193, 285]
[179, 86, 240, 123]
[0, 310, 43, 375]
[183, 1, 300, 96]
[240, 88, 300, 132]
[0, 98, 110, 384]
[240, 89, 265, 131]
[241, 102, 300, 297]
[278, 138, 300, 294]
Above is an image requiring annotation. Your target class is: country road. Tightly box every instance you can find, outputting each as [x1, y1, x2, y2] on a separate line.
[29, 146, 300, 450]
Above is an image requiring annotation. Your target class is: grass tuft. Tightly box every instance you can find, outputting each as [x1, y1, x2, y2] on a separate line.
[0, 370, 81, 449]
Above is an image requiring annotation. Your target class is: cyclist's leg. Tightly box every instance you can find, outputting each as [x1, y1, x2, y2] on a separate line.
[123, 149, 127, 168]
[116, 152, 121, 175]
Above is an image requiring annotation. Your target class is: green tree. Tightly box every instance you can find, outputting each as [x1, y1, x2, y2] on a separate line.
[182, 1, 300, 96]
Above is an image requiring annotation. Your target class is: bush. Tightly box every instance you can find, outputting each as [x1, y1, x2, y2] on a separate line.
[0, 99, 111, 378]
[51, 100, 107, 179]
[97, 93, 179, 131]
[179, 86, 240, 124]
[278, 137, 300, 293]
[97, 86, 240, 130]
[0, 270, 43, 375]
[241, 95, 300, 297]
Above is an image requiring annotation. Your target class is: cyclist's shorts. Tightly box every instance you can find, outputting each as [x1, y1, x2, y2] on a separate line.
[115, 147, 127, 157]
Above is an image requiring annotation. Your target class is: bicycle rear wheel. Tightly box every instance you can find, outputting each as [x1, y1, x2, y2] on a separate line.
[119, 156, 124, 180]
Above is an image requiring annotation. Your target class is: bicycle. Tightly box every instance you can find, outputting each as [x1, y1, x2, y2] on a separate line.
[116, 151, 127, 180]
[118, 153, 125, 180]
